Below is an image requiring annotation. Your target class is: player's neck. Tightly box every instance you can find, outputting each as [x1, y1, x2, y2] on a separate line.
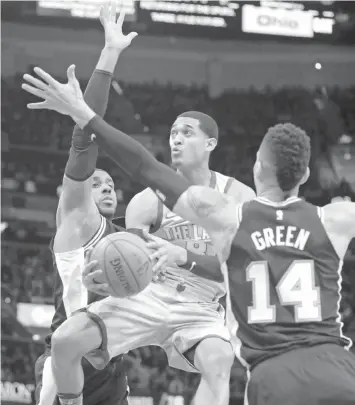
[258, 186, 299, 202]
[177, 164, 211, 186]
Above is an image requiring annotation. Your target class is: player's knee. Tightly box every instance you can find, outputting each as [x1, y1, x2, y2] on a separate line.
[51, 323, 82, 360]
[51, 312, 101, 360]
[196, 339, 234, 379]
[207, 342, 234, 374]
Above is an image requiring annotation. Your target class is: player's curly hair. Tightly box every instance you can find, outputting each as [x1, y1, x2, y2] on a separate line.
[263, 123, 311, 192]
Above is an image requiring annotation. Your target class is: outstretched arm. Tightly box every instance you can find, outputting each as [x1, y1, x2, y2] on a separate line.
[56, 4, 137, 227]
[22, 81, 238, 262]
[56, 57, 116, 227]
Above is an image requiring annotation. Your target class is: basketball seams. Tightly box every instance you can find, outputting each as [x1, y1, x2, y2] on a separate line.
[114, 233, 151, 259]
[116, 239, 151, 288]
[110, 240, 140, 293]
[117, 238, 151, 263]
[101, 242, 121, 296]
[112, 233, 152, 267]
[92, 232, 152, 298]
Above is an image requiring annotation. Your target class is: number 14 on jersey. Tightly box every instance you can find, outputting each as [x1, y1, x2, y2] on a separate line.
[246, 260, 322, 324]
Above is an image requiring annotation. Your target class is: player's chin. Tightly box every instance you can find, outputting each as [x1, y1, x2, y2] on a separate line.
[171, 156, 183, 168]
[98, 204, 116, 218]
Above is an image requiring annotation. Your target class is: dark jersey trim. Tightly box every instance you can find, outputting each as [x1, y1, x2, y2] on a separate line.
[83, 215, 106, 250]
[209, 171, 217, 188]
[150, 198, 163, 233]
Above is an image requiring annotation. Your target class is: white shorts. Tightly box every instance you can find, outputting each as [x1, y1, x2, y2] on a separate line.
[84, 282, 231, 373]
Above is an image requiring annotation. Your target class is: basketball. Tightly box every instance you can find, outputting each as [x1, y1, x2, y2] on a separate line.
[89, 231, 153, 298]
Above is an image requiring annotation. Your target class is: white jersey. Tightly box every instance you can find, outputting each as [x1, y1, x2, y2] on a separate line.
[53, 215, 107, 317]
[152, 171, 234, 301]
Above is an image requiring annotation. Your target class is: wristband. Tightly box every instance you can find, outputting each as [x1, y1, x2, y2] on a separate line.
[179, 249, 223, 282]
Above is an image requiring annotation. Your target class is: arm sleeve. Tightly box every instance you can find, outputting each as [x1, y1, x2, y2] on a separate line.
[85, 115, 190, 210]
[180, 251, 223, 282]
[65, 70, 112, 181]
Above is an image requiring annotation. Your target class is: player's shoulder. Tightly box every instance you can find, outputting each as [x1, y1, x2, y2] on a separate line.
[131, 187, 159, 204]
[126, 187, 159, 213]
[220, 174, 255, 202]
[215, 172, 256, 198]
[323, 200, 355, 219]
[323, 200, 355, 238]
[126, 188, 160, 227]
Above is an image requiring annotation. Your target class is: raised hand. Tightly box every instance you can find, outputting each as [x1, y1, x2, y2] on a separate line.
[22, 65, 82, 112]
[100, 0, 138, 51]
[22, 65, 94, 126]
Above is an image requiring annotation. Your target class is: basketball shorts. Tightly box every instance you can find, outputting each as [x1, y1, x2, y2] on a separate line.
[35, 349, 129, 405]
[84, 282, 231, 373]
[246, 344, 355, 405]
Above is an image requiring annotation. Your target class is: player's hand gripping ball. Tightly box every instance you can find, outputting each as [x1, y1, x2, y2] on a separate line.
[142, 230, 187, 282]
[84, 232, 153, 298]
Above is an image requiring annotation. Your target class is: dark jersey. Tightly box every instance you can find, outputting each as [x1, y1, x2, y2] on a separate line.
[43, 216, 128, 402]
[226, 196, 352, 369]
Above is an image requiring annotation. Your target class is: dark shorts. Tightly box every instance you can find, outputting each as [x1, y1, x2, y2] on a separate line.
[35, 350, 129, 405]
[247, 344, 355, 405]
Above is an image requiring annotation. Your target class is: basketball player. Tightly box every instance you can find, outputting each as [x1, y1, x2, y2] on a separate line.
[122, 111, 254, 405]
[22, 65, 355, 404]
[80, 114, 253, 405]
[39, 113, 253, 405]
[34, 3, 137, 405]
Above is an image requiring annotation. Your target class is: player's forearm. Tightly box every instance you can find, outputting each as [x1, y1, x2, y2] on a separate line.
[78, 114, 190, 210]
[179, 251, 223, 282]
[82, 47, 121, 115]
[64, 49, 120, 182]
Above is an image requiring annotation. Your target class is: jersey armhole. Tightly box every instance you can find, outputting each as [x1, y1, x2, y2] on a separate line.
[149, 199, 163, 233]
[223, 177, 234, 194]
[83, 215, 106, 250]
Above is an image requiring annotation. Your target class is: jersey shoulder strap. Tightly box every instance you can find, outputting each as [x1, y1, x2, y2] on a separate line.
[214, 171, 235, 194]
[150, 198, 164, 233]
[83, 215, 106, 250]
[50, 215, 107, 253]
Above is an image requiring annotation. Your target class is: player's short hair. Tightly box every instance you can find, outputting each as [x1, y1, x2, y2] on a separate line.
[94, 168, 113, 181]
[94, 168, 109, 175]
[178, 111, 219, 141]
[262, 123, 311, 192]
